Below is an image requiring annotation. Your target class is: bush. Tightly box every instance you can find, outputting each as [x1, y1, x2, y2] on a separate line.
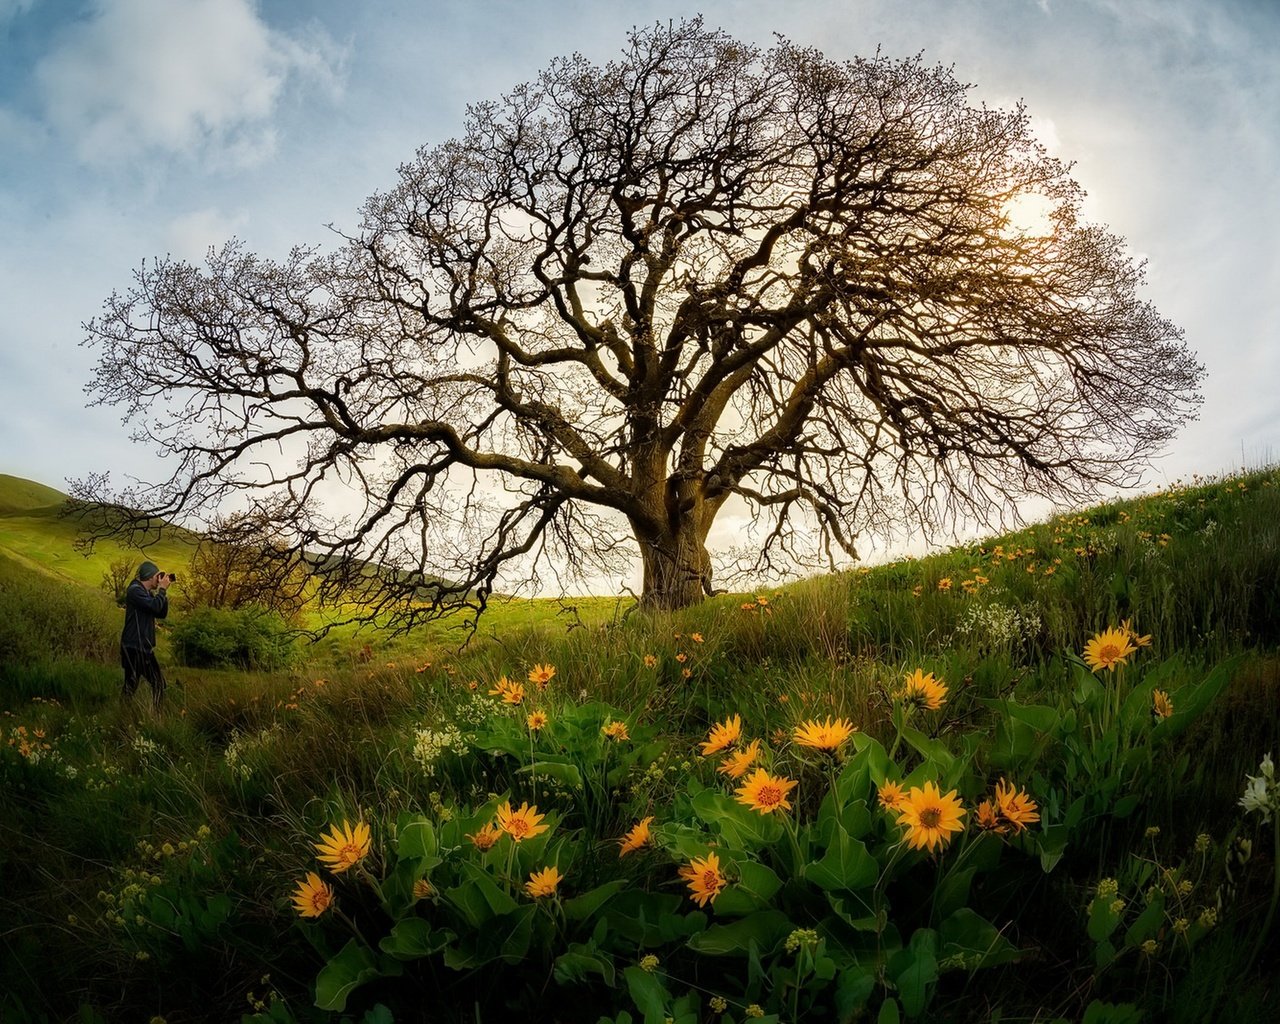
[169, 605, 298, 670]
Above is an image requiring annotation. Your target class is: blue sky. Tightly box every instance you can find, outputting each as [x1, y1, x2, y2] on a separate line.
[2, 0, 1277, 549]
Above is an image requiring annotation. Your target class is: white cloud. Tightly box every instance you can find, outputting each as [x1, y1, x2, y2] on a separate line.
[33, 0, 340, 166]
[166, 207, 250, 261]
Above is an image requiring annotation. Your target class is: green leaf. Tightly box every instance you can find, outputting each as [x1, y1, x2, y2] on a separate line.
[396, 815, 438, 860]
[938, 908, 1020, 968]
[1087, 897, 1122, 942]
[877, 996, 902, 1024]
[835, 967, 876, 1016]
[805, 821, 879, 892]
[314, 940, 401, 1012]
[379, 918, 453, 959]
[519, 758, 584, 789]
[690, 788, 783, 848]
[563, 879, 628, 922]
[1123, 892, 1164, 948]
[888, 931, 938, 1019]
[444, 862, 519, 927]
[623, 965, 669, 1024]
[554, 942, 617, 986]
[899, 726, 954, 772]
[686, 909, 793, 955]
[1152, 655, 1243, 741]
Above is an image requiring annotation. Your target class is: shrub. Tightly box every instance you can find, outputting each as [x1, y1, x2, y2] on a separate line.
[169, 605, 298, 670]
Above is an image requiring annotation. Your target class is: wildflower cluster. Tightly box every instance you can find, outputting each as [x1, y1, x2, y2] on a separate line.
[410, 723, 465, 774]
[1239, 752, 1276, 822]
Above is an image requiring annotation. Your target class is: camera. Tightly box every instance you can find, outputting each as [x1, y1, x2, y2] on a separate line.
[160, 571, 178, 582]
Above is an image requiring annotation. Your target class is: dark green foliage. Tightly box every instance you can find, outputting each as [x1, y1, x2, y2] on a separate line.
[168, 604, 299, 670]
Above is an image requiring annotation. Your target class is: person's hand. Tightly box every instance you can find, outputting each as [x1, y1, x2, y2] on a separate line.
[158, 574, 171, 590]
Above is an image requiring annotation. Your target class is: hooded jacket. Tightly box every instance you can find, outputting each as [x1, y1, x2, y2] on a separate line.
[121, 579, 168, 652]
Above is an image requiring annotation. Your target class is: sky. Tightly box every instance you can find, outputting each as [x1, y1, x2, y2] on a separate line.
[1, 0, 1278, 575]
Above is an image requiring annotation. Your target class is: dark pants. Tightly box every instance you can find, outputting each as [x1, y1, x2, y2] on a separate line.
[121, 645, 165, 708]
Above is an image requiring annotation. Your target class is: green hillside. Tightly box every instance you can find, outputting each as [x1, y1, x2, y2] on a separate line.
[2, 467, 1278, 1023]
[0, 473, 71, 514]
[0, 474, 197, 590]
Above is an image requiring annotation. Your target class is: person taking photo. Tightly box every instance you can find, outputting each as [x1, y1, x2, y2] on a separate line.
[121, 560, 171, 710]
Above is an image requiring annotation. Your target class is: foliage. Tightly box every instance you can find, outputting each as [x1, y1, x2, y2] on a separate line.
[168, 604, 299, 670]
[0, 468, 1278, 1023]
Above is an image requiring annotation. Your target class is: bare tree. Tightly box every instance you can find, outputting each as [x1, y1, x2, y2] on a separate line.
[184, 514, 309, 623]
[75, 19, 1202, 626]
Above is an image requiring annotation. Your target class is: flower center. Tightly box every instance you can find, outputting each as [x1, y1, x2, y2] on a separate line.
[919, 806, 943, 829]
[758, 784, 782, 806]
[508, 819, 530, 837]
[1099, 643, 1122, 662]
[701, 869, 720, 888]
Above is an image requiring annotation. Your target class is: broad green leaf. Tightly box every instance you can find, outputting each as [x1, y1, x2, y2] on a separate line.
[519, 758, 584, 789]
[835, 966, 876, 1016]
[1123, 893, 1164, 948]
[686, 909, 792, 956]
[379, 918, 452, 959]
[396, 816, 438, 859]
[888, 930, 938, 1019]
[563, 879, 627, 922]
[314, 940, 401, 1012]
[623, 965, 669, 1024]
[554, 943, 616, 986]
[1087, 897, 1122, 942]
[805, 822, 878, 892]
[878, 998, 902, 1024]
[690, 788, 783, 848]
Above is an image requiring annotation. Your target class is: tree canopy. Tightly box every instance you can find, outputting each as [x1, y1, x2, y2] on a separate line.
[77, 19, 1202, 624]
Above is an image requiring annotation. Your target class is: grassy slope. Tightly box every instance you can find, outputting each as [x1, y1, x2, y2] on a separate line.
[0, 475, 198, 590]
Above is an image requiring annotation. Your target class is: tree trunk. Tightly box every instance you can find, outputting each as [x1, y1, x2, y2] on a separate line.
[637, 522, 714, 610]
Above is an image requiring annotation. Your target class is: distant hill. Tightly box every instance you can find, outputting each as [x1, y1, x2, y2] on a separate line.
[0, 474, 197, 590]
[0, 474, 72, 516]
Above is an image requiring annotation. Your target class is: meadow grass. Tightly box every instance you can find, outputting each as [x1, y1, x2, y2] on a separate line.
[0, 469, 1277, 1022]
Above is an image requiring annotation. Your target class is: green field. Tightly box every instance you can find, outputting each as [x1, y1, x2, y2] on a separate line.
[1, 470, 1278, 1023]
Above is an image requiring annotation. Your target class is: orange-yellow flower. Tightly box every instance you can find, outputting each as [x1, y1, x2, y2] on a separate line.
[878, 779, 907, 812]
[975, 798, 1004, 833]
[718, 739, 761, 779]
[734, 767, 798, 815]
[1152, 690, 1174, 720]
[618, 816, 654, 857]
[412, 878, 434, 900]
[700, 714, 742, 756]
[690, 632, 704, 644]
[291, 872, 333, 918]
[898, 670, 948, 711]
[793, 716, 857, 751]
[1120, 619, 1153, 648]
[643, 654, 658, 668]
[678, 851, 727, 907]
[496, 801, 549, 842]
[467, 822, 502, 851]
[993, 778, 1040, 832]
[526, 710, 548, 731]
[895, 781, 966, 852]
[602, 720, 630, 742]
[528, 663, 556, 690]
[1082, 627, 1136, 673]
[314, 820, 371, 874]
[489, 676, 526, 704]
[524, 865, 562, 898]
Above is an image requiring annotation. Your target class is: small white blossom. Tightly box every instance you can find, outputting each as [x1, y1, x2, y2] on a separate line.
[1239, 753, 1277, 823]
